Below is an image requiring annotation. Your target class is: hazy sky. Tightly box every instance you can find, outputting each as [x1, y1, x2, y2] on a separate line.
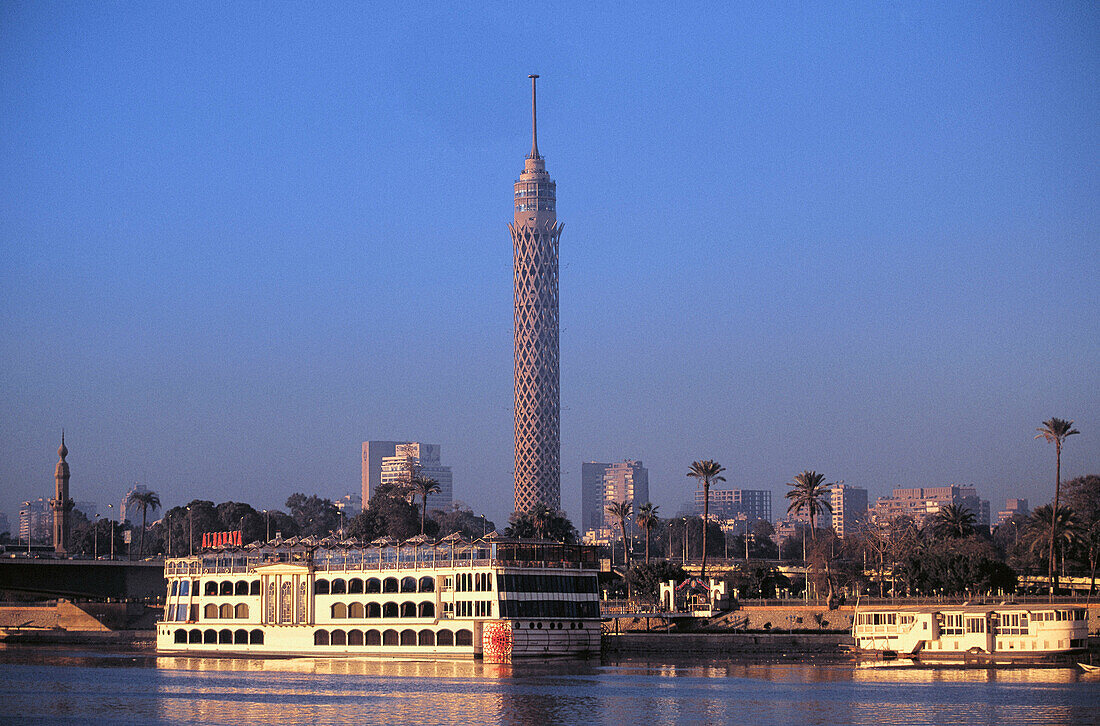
[2, 3, 1097, 529]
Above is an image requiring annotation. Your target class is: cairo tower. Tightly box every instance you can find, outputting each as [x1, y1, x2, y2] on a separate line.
[510, 75, 562, 513]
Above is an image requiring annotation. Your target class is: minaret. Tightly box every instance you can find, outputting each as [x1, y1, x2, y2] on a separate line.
[510, 74, 563, 513]
[50, 432, 74, 554]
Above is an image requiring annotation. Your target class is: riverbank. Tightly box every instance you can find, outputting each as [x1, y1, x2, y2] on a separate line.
[604, 632, 851, 656]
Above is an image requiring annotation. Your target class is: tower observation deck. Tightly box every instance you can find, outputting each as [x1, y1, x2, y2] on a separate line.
[510, 75, 562, 513]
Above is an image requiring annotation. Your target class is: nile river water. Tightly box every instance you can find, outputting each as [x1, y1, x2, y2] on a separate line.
[1, 646, 1097, 725]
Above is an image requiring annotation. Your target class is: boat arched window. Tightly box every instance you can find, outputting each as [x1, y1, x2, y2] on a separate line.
[383, 629, 399, 646]
[315, 579, 330, 595]
[315, 630, 330, 646]
[218, 629, 232, 644]
[366, 629, 381, 646]
[220, 581, 233, 596]
[204, 604, 218, 619]
[419, 602, 435, 618]
[235, 604, 249, 619]
[331, 603, 348, 619]
[349, 578, 364, 594]
[400, 629, 417, 646]
[400, 577, 417, 593]
[219, 604, 233, 619]
[418, 576, 434, 593]
[234, 581, 249, 595]
[249, 629, 263, 644]
[383, 577, 399, 593]
[437, 629, 454, 646]
[331, 579, 347, 594]
[249, 580, 260, 595]
[174, 629, 187, 644]
[348, 630, 364, 646]
[331, 629, 347, 646]
[189, 630, 202, 643]
[366, 602, 381, 618]
[455, 629, 473, 646]
[204, 581, 218, 596]
[203, 629, 217, 644]
[365, 578, 381, 593]
[383, 602, 399, 618]
[349, 603, 365, 619]
[234, 629, 248, 644]
[418, 629, 435, 646]
[401, 601, 417, 618]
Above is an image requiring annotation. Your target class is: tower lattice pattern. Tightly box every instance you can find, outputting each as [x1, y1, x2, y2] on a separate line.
[511, 74, 562, 513]
[511, 217, 562, 512]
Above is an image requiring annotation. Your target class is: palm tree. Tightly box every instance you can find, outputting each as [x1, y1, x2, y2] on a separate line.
[687, 460, 726, 579]
[635, 502, 660, 565]
[785, 470, 834, 560]
[126, 487, 160, 560]
[410, 475, 441, 535]
[1035, 417, 1080, 596]
[1027, 504, 1080, 590]
[606, 500, 633, 566]
[930, 503, 976, 539]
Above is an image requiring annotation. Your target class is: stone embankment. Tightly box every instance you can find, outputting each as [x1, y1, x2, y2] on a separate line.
[0, 600, 156, 645]
[604, 632, 849, 656]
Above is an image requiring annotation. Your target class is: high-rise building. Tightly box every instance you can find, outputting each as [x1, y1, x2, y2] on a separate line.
[580, 463, 608, 534]
[361, 441, 453, 512]
[996, 498, 1029, 526]
[120, 483, 152, 524]
[50, 434, 73, 554]
[695, 488, 772, 523]
[581, 460, 650, 536]
[511, 75, 562, 513]
[829, 484, 868, 538]
[0, 513, 10, 538]
[870, 485, 987, 529]
[19, 498, 51, 544]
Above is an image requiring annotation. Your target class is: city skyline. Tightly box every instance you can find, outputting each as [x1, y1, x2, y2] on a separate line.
[2, 4, 1097, 529]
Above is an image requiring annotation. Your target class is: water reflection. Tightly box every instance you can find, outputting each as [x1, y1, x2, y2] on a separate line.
[0, 648, 1096, 726]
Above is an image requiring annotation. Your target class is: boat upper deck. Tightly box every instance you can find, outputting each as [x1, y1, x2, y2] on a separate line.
[165, 535, 601, 577]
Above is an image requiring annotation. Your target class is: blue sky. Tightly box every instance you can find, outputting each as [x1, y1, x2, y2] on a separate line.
[2, 2, 1097, 528]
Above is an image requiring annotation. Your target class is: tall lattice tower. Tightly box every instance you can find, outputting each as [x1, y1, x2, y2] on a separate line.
[510, 74, 562, 513]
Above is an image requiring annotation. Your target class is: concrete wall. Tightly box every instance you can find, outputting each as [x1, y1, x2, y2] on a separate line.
[604, 632, 850, 655]
[0, 559, 164, 600]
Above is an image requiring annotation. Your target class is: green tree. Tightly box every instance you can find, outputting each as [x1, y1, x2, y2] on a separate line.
[930, 503, 977, 540]
[1026, 504, 1080, 591]
[1035, 417, 1080, 597]
[410, 476, 441, 535]
[505, 504, 577, 543]
[431, 503, 496, 540]
[635, 502, 660, 565]
[126, 488, 160, 560]
[687, 460, 726, 579]
[353, 482, 429, 541]
[285, 493, 341, 537]
[784, 470, 834, 556]
[626, 561, 687, 604]
[606, 500, 633, 566]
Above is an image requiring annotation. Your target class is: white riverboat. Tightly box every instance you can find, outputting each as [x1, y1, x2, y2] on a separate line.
[852, 604, 1089, 660]
[155, 534, 602, 661]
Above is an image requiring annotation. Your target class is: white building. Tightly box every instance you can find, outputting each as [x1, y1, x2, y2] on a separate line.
[829, 484, 868, 538]
[581, 460, 649, 535]
[362, 441, 453, 514]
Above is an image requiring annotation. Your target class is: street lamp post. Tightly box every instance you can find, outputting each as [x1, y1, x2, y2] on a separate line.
[23, 501, 31, 555]
[188, 506, 193, 556]
[94, 514, 100, 559]
[107, 504, 115, 560]
[263, 510, 270, 542]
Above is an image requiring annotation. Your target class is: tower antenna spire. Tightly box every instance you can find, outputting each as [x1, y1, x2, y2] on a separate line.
[529, 74, 540, 159]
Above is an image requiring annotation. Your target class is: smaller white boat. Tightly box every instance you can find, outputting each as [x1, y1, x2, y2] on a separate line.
[1078, 662, 1099, 673]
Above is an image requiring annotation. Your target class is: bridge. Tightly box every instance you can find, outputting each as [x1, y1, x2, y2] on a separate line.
[0, 558, 165, 600]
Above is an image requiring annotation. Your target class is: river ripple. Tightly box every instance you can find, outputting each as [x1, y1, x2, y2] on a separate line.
[0, 646, 1097, 725]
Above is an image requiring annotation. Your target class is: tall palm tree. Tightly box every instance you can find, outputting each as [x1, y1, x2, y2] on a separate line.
[1035, 417, 1080, 596]
[126, 488, 160, 560]
[785, 470, 834, 560]
[606, 500, 633, 566]
[687, 460, 726, 579]
[410, 475, 441, 535]
[930, 503, 976, 540]
[635, 502, 660, 565]
[1027, 504, 1080, 590]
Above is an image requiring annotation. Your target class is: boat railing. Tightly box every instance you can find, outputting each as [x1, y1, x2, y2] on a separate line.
[171, 557, 599, 576]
